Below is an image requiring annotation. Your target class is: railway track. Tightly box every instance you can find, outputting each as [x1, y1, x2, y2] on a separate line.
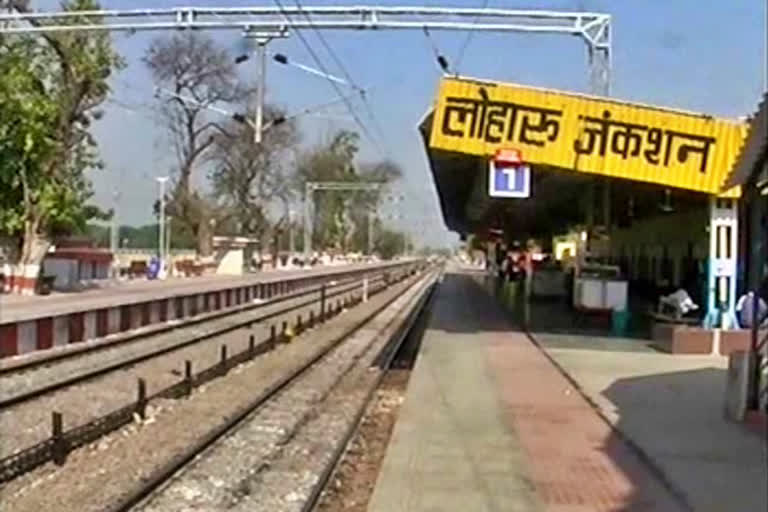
[0, 264, 435, 511]
[0, 263, 425, 487]
[302, 268, 439, 512]
[0, 273, 385, 409]
[0, 261, 419, 378]
[0, 261, 417, 380]
[121, 268, 438, 512]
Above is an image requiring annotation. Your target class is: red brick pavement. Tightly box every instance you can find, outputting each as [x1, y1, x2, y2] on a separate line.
[486, 333, 686, 512]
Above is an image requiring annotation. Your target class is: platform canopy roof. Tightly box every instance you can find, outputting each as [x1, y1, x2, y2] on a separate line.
[722, 93, 768, 190]
[420, 76, 746, 235]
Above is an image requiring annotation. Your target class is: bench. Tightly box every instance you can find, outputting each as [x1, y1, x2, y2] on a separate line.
[648, 311, 699, 326]
[128, 260, 148, 278]
[175, 260, 216, 277]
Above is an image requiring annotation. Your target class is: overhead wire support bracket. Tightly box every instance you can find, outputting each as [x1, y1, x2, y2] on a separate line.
[0, 6, 612, 95]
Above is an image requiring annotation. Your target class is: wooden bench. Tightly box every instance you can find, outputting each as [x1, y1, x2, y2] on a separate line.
[129, 260, 148, 278]
[648, 311, 699, 326]
[174, 260, 215, 277]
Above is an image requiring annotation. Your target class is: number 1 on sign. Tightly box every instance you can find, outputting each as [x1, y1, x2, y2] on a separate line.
[488, 161, 530, 198]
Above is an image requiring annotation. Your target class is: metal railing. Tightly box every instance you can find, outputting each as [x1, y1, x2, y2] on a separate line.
[0, 263, 426, 483]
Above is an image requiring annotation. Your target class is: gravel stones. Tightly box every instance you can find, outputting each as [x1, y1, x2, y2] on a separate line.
[0, 275, 422, 512]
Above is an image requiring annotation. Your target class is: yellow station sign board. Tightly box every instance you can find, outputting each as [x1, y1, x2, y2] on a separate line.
[429, 77, 747, 195]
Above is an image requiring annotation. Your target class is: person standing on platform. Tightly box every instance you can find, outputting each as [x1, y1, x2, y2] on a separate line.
[522, 241, 535, 326]
[562, 249, 575, 309]
[736, 291, 768, 328]
[495, 241, 507, 297]
[505, 242, 525, 317]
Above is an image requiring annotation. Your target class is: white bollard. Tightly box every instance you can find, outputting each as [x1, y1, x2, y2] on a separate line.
[362, 276, 369, 303]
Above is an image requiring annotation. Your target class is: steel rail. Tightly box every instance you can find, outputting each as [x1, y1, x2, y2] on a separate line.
[0, 261, 413, 377]
[105, 265, 434, 512]
[0, 271, 394, 410]
[301, 271, 440, 512]
[0, 266, 424, 484]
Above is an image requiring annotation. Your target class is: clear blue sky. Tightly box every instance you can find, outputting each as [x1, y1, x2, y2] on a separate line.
[34, 1, 766, 248]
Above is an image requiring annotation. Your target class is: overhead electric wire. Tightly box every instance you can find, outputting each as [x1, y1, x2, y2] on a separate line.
[291, 0, 390, 154]
[271, 0, 386, 158]
[455, 0, 489, 73]
[106, 97, 164, 124]
[422, 26, 451, 74]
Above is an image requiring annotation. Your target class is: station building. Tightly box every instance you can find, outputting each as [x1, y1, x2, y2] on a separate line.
[421, 76, 749, 346]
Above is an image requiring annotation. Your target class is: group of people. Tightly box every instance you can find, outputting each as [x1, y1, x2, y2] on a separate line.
[492, 240, 534, 293]
[493, 241, 531, 280]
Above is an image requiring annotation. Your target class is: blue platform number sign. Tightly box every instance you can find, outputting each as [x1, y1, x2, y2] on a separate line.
[488, 148, 530, 198]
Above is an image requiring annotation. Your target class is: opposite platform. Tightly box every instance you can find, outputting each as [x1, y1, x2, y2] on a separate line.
[0, 263, 379, 323]
[0, 261, 414, 359]
[367, 271, 686, 512]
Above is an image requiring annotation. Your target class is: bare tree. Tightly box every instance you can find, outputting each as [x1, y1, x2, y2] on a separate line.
[208, 104, 299, 255]
[144, 32, 244, 257]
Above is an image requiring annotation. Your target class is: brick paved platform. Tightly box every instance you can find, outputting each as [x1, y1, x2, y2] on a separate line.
[368, 271, 686, 512]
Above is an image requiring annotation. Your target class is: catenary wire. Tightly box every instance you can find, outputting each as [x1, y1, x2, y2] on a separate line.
[271, 0, 386, 158]
[291, 0, 391, 154]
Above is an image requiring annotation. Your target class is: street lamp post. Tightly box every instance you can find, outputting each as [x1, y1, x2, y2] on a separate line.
[110, 186, 120, 279]
[303, 182, 314, 264]
[368, 207, 375, 257]
[288, 208, 295, 259]
[156, 176, 169, 278]
[166, 216, 173, 275]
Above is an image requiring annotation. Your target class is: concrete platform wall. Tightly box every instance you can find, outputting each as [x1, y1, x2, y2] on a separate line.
[0, 262, 418, 359]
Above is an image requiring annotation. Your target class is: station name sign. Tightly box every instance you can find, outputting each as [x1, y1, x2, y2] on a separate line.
[428, 78, 746, 195]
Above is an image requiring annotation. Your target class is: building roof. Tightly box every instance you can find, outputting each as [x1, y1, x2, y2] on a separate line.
[421, 76, 745, 235]
[722, 93, 768, 189]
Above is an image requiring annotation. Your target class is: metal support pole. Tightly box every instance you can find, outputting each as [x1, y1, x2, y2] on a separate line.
[304, 183, 313, 263]
[602, 180, 611, 231]
[136, 378, 147, 419]
[158, 184, 164, 263]
[288, 209, 295, 260]
[254, 39, 267, 144]
[166, 216, 172, 274]
[52, 411, 66, 465]
[320, 284, 327, 322]
[704, 198, 739, 330]
[110, 187, 120, 278]
[157, 177, 168, 277]
[749, 183, 764, 410]
[585, 180, 595, 253]
[368, 208, 374, 256]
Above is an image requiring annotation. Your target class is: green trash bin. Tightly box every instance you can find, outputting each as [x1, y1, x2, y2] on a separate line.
[611, 309, 629, 336]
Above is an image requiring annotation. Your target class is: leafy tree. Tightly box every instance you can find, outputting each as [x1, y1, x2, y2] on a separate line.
[144, 32, 243, 257]
[295, 130, 359, 252]
[84, 223, 196, 250]
[0, 0, 123, 292]
[375, 227, 406, 260]
[295, 129, 402, 254]
[348, 160, 402, 252]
